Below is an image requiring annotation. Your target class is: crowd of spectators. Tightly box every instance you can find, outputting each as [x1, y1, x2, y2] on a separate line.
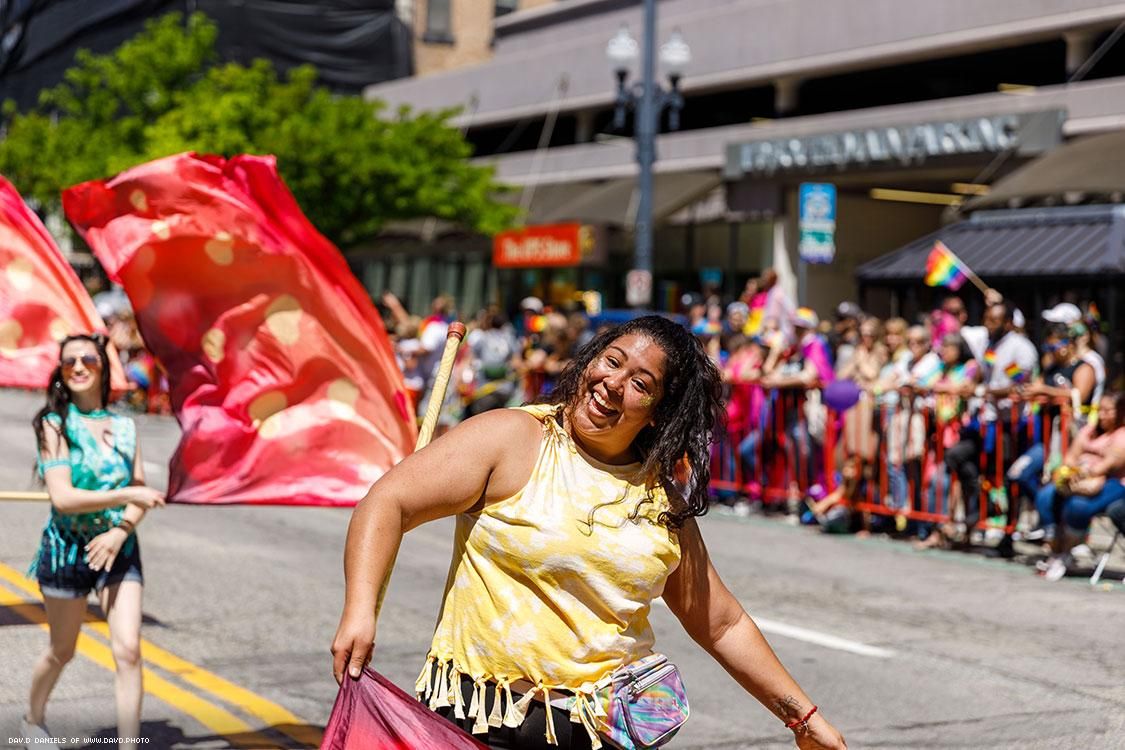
[700, 271, 1122, 582]
[384, 276, 1124, 583]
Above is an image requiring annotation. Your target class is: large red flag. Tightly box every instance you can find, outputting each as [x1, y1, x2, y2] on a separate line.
[0, 176, 127, 390]
[63, 153, 416, 505]
[322, 668, 489, 750]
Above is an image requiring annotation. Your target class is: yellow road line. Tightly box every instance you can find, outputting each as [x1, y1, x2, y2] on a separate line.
[84, 621, 323, 749]
[0, 587, 279, 749]
[0, 562, 317, 748]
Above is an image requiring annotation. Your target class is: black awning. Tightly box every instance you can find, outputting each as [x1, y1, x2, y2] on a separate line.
[856, 204, 1125, 284]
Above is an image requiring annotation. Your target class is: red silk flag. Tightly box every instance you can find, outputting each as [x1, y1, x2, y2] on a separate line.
[63, 153, 416, 505]
[321, 668, 489, 750]
[0, 176, 127, 390]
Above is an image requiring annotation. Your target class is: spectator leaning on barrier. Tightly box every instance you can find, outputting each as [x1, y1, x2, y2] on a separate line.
[915, 333, 981, 549]
[944, 300, 1037, 547]
[837, 317, 887, 468]
[763, 308, 834, 493]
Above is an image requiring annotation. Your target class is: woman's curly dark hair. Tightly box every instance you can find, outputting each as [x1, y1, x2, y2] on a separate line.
[32, 333, 113, 455]
[540, 315, 724, 529]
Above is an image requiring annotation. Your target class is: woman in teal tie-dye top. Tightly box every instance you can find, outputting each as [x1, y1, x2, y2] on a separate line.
[22, 334, 165, 748]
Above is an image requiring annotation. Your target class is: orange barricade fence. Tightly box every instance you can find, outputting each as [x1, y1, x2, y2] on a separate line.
[711, 384, 1075, 532]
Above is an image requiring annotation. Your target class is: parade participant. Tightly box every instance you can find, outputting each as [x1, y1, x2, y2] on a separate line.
[23, 334, 165, 748]
[332, 316, 846, 750]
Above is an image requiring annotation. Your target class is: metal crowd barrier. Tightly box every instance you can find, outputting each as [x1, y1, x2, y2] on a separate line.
[711, 384, 1074, 532]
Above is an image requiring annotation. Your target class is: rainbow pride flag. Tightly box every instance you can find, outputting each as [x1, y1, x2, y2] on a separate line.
[1004, 362, 1029, 383]
[924, 241, 969, 290]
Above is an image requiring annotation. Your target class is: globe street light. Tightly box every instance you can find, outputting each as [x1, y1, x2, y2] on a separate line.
[607, 6, 689, 308]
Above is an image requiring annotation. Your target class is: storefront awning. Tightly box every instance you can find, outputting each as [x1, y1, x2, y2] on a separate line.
[966, 131, 1125, 210]
[856, 204, 1125, 284]
[514, 170, 722, 226]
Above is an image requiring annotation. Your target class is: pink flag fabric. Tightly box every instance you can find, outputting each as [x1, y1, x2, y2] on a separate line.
[0, 175, 126, 390]
[321, 668, 489, 750]
[63, 152, 416, 505]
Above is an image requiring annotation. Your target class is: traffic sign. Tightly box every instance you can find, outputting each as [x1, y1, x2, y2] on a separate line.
[798, 183, 836, 264]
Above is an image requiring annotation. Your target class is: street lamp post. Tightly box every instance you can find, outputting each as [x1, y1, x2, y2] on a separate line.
[607, 3, 689, 308]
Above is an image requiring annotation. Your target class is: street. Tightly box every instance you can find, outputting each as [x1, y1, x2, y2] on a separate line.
[0, 388, 1122, 750]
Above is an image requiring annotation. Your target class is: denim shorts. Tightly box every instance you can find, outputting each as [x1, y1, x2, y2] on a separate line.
[36, 535, 144, 600]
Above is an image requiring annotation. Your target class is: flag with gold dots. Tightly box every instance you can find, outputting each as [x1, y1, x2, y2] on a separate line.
[64, 152, 416, 505]
[0, 175, 127, 391]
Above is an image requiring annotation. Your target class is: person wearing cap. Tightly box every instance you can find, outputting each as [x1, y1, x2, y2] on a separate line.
[1041, 302, 1082, 326]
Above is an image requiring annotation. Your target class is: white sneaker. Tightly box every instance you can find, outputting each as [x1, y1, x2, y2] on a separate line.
[1043, 554, 1073, 582]
[20, 716, 52, 748]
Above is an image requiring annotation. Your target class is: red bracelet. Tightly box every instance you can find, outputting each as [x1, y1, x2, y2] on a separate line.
[786, 705, 818, 731]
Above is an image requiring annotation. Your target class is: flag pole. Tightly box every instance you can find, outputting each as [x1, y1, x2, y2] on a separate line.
[940, 243, 991, 296]
[374, 321, 466, 621]
[415, 322, 467, 450]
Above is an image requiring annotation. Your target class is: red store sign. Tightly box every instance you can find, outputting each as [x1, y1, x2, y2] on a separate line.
[492, 223, 594, 268]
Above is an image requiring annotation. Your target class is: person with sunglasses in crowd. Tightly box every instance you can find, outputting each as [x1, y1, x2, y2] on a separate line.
[22, 334, 165, 748]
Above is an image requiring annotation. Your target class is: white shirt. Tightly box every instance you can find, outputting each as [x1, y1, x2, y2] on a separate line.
[962, 327, 1037, 421]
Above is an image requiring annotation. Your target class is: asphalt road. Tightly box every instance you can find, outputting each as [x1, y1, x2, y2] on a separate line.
[0, 388, 1122, 749]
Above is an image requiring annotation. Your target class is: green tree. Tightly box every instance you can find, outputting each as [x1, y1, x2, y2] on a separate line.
[0, 12, 516, 244]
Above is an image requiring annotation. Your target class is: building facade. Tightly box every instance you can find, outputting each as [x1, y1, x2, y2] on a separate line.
[362, 0, 1125, 317]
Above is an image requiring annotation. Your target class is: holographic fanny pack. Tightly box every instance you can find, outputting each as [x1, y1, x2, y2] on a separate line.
[594, 654, 689, 749]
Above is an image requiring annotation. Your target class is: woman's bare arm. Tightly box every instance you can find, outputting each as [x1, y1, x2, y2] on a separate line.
[332, 408, 541, 682]
[663, 519, 845, 748]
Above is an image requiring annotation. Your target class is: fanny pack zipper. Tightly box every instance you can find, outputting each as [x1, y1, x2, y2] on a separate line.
[629, 664, 676, 698]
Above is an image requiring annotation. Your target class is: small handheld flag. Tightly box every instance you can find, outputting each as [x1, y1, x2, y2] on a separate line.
[1004, 362, 1028, 383]
[924, 241, 969, 291]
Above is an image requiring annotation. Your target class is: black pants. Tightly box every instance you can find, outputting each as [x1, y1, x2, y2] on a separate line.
[946, 424, 1022, 533]
[433, 670, 594, 750]
[945, 428, 983, 530]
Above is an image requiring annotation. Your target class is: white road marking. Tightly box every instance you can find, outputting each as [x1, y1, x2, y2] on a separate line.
[653, 598, 894, 659]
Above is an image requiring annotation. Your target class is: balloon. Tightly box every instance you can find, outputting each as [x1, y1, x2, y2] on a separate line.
[822, 378, 862, 412]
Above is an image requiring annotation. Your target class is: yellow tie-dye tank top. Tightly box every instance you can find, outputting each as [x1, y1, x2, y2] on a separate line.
[416, 404, 681, 746]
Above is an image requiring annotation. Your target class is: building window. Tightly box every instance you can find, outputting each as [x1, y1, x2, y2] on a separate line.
[495, 0, 519, 17]
[423, 0, 454, 44]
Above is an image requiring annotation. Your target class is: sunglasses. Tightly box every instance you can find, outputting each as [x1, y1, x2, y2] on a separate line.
[61, 354, 102, 372]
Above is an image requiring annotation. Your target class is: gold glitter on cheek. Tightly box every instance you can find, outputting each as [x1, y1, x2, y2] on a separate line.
[640, 394, 656, 408]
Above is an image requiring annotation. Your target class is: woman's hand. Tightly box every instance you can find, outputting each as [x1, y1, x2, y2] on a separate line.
[794, 712, 847, 749]
[84, 527, 128, 572]
[331, 606, 376, 684]
[125, 486, 166, 509]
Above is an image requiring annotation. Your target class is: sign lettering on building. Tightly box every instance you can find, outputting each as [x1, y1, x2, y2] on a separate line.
[492, 223, 595, 268]
[725, 111, 1063, 178]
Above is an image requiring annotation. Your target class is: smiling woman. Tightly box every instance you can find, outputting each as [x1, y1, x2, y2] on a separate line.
[333, 316, 847, 750]
[23, 334, 166, 749]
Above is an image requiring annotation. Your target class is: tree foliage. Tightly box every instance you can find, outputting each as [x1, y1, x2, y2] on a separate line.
[0, 12, 516, 244]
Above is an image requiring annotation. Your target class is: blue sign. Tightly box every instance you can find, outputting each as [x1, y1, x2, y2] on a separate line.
[798, 183, 836, 264]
